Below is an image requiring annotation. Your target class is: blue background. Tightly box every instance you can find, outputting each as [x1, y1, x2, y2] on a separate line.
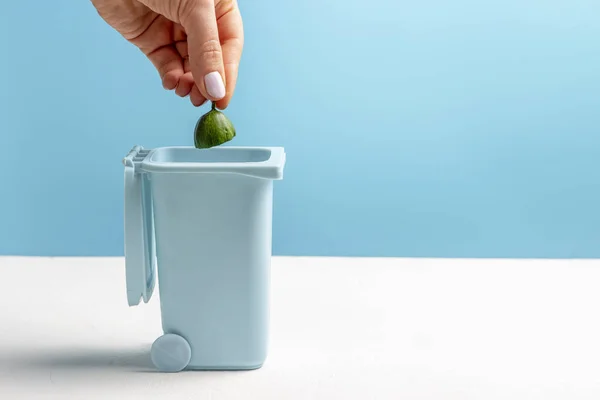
[1, 0, 599, 258]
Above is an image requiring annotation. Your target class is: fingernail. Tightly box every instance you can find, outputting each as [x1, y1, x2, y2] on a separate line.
[204, 71, 226, 100]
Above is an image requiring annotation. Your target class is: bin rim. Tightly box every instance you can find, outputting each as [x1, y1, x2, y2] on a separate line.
[138, 146, 286, 180]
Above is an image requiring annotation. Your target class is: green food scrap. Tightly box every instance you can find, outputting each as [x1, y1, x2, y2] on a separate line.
[194, 102, 236, 149]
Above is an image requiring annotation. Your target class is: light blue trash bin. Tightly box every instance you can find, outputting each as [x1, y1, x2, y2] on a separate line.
[123, 145, 286, 372]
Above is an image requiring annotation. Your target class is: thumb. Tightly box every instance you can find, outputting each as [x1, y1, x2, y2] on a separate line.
[179, 0, 227, 102]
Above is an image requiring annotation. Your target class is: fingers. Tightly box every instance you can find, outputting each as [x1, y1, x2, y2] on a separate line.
[190, 84, 207, 106]
[146, 44, 195, 97]
[179, 0, 227, 103]
[214, 1, 243, 109]
[145, 46, 185, 91]
[174, 72, 195, 97]
[136, 20, 190, 96]
[173, 40, 195, 98]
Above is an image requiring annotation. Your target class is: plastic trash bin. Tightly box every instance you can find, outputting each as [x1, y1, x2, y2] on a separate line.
[122, 145, 286, 372]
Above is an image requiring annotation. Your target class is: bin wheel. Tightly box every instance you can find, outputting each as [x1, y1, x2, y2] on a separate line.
[151, 333, 191, 372]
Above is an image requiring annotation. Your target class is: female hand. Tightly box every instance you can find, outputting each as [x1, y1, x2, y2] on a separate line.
[91, 0, 243, 109]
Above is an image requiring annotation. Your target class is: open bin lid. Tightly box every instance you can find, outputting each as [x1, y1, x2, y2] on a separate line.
[123, 146, 156, 306]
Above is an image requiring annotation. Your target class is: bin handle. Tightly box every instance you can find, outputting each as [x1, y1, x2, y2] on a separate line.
[123, 146, 157, 306]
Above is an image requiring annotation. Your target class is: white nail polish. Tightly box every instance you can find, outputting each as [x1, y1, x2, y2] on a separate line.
[204, 71, 226, 100]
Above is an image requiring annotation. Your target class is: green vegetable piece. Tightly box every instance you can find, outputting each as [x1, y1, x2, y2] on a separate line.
[194, 102, 236, 149]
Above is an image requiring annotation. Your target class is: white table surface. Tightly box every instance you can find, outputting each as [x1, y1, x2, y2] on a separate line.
[0, 256, 599, 399]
